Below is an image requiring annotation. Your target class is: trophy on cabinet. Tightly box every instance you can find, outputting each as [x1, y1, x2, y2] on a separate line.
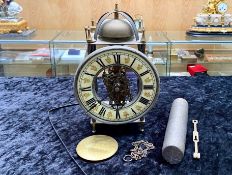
[0, 0, 29, 34]
[187, 0, 232, 36]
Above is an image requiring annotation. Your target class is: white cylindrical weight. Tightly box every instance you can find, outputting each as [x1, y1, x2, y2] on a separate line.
[162, 98, 188, 164]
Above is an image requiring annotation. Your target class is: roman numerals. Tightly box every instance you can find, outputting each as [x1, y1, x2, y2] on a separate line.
[114, 54, 121, 64]
[131, 108, 137, 115]
[99, 107, 106, 117]
[144, 85, 154, 90]
[139, 97, 150, 105]
[77, 50, 159, 123]
[130, 58, 136, 67]
[140, 70, 150, 77]
[81, 86, 91, 91]
[86, 98, 97, 111]
[116, 108, 121, 119]
[86, 98, 96, 105]
[96, 58, 105, 68]
[85, 72, 95, 77]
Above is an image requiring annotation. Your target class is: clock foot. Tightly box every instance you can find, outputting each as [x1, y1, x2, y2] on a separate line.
[139, 117, 145, 132]
[91, 118, 96, 133]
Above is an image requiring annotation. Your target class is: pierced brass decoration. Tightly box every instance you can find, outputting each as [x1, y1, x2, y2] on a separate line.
[107, 111, 113, 119]
[94, 105, 99, 112]
[90, 65, 97, 71]
[106, 57, 112, 64]
[203, 0, 225, 14]
[144, 92, 152, 98]
[83, 93, 91, 99]
[137, 64, 143, 71]
[135, 105, 142, 111]
[123, 111, 130, 118]
[83, 78, 91, 84]
[145, 77, 153, 83]
[125, 57, 130, 64]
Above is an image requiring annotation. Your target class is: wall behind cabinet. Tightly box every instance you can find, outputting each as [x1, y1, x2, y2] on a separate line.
[18, 0, 232, 31]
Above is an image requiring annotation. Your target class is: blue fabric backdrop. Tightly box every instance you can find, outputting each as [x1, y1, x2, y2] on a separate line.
[0, 76, 231, 175]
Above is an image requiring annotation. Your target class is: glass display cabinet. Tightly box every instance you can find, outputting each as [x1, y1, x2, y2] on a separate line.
[0, 30, 60, 76]
[165, 31, 232, 76]
[51, 31, 87, 76]
[52, 31, 169, 76]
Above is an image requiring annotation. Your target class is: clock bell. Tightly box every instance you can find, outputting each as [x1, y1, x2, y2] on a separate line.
[85, 4, 146, 54]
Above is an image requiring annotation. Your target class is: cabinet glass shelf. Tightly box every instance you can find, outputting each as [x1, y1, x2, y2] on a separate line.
[1, 30, 230, 77]
[52, 31, 169, 76]
[0, 30, 61, 76]
[165, 31, 232, 76]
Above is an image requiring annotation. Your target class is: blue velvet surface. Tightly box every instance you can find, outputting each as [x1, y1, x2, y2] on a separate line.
[0, 76, 231, 175]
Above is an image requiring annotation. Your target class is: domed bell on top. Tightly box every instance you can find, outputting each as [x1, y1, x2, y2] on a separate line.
[98, 4, 134, 41]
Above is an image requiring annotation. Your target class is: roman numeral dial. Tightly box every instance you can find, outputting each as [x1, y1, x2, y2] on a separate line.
[99, 107, 106, 117]
[96, 58, 106, 68]
[116, 108, 121, 119]
[74, 47, 160, 124]
[114, 54, 121, 64]
[139, 97, 150, 105]
[144, 85, 154, 90]
[81, 86, 92, 91]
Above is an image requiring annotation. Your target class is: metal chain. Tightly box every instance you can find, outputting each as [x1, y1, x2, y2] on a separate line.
[123, 140, 155, 162]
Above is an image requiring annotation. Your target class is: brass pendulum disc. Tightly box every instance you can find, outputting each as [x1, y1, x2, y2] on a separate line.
[76, 135, 118, 161]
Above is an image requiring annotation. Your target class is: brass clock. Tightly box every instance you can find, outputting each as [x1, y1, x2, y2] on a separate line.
[74, 46, 160, 125]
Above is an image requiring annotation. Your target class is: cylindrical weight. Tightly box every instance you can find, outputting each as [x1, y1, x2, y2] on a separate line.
[162, 98, 189, 164]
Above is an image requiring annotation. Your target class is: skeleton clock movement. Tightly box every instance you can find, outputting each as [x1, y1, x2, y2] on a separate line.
[74, 4, 160, 132]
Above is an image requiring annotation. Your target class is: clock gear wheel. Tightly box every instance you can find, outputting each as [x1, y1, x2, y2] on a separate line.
[102, 66, 132, 108]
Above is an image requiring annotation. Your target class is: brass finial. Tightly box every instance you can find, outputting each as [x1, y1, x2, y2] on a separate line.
[141, 27, 146, 43]
[84, 26, 88, 40]
[138, 19, 143, 32]
[90, 20, 96, 32]
[86, 26, 93, 43]
[91, 20, 95, 26]
[114, 3, 119, 19]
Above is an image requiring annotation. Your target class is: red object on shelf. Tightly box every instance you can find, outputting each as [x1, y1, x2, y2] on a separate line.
[187, 64, 208, 76]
